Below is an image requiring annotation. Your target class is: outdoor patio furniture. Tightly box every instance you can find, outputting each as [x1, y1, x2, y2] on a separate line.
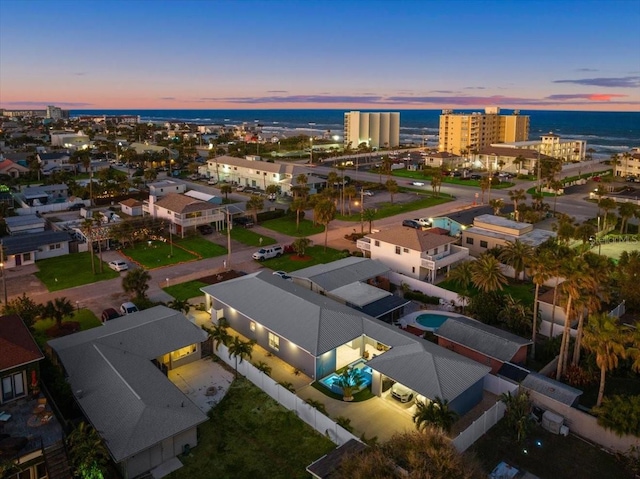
[33, 398, 47, 415]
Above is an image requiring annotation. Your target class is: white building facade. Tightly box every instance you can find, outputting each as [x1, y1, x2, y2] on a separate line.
[343, 111, 400, 150]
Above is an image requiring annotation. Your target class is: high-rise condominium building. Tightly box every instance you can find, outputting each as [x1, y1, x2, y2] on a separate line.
[343, 111, 400, 150]
[438, 107, 529, 155]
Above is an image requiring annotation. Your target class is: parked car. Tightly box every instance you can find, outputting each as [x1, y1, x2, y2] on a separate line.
[207, 178, 218, 185]
[470, 173, 482, 180]
[236, 185, 246, 191]
[410, 181, 425, 187]
[101, 308, 121, 322]
[252, 245, 284, 261]
[391, 383, 414, 403]
[68, 203, 84, 211]
[267, 192, 277, 201]
[119, 302, 139, 315]
[415, 217, 432, 227]
[625, 175, 637, 183]
[402, 219, 422, 229]
[197, 224, 213, 235]
[450, 170, 462, 177]
[108, 260, 128, 272]
[233, 216, 254, 228]
[361, 190, 374, 196]
[272, 270, 293, 281]
[592, 176, 601, 182]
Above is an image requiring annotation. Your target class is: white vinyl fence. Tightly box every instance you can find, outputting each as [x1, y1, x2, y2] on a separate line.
[452, 400, 506, 452]
[389, 272, 463, 306]
[216, 343, 360, 446]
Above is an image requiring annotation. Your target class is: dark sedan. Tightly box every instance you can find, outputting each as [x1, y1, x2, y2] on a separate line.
[402, 219, 422, 229]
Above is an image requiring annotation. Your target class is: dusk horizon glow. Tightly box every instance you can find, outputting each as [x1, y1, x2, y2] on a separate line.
[1, 0, 639, 112]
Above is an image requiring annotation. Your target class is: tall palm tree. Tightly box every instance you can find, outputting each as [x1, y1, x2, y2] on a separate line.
[412, 397, 458, 433]
[363, 208, 376, 234]
[488, 198, 504, 215]
[344, 184, 357, 216]
[549, 179, 563, 214]
[205, 321, 231, 352]
[508, 188, 527, 221]
[582, 313, 627, 407]
[430, 169, 443, 197]
[220, 184, 233, 201]
[93, 216, 104, 273]
[617, 202, 637, 234]
[470, 253, 507, 293]
[526, 251, 551, 359]
[385, 179, 398, 205]
[479, 177, 491, 204]
[82, 218, 96, 274]
[314, 198, 336, 251]
[499, 240, 533, 282]
[246, 195, 264, 224]
[227, 336, 255, 378]
[291, 197, 308, 232]
[598, 197, 617, 232]
[446, 261, 474, 312]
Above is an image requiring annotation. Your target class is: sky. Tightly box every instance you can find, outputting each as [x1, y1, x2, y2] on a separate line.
[0, 0, 639, 112]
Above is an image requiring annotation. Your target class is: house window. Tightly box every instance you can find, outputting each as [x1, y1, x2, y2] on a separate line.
[480, 240, 488, 248]
[268, 332, 280, 351]
[412, 266, 415, 273]
[50, 243, 61, 250]
[395, 246, 401, 255]
[466, 237, 474, 245]
[374, 240, 380, 247]
[434, 247, 438, 254]
[444, 244, 449, 251]
[23, 252, 31, 261]
[250, 321, 256, 331]
[1, 371, 25, 402]
[403, 248, 409, 253]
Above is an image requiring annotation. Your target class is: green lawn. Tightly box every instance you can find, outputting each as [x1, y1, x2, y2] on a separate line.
[223, 228, 277, 247]
[32, 309, 101, 346]
[175, 237, 227, 258]
[163, 280, 209, 301]
[470, 421, 633, 479]
[168, 378, 335, 479]
[35, 253, 120, 291]
[260, 246, 348, 272]
[336, 195, 451, 222]
[122, 240, 199, 268]
[261, 217, 325, 237]
[390, 168, 514, 189]
[437, 279, 535, 307]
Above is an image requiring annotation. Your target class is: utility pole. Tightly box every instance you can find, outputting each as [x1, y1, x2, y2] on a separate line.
[360, 189, 364, 234]
[226, 207, 232, 270]
[0, 241, 6, 304]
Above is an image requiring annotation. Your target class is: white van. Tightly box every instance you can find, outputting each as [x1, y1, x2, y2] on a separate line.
[252, 245, 283, 261]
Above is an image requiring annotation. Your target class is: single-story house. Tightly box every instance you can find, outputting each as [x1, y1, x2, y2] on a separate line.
[119, 198, 144, 217]
[0, 157, 29, 178]
[1, 230, 72, 267]
[202, 272, 490, 415]
[290, 257, 410, 323]
[148, 180, 186, 198]
[4, 214, 46, 235]
[48, 306, 209, 479]
[434, 316, 532, 374]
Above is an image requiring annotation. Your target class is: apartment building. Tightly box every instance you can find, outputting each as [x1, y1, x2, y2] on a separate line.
[500, 133, 586, 163]
[613, 148, 640, 178]
[438, 107, 529, 155]
[343, 111, 400, 150]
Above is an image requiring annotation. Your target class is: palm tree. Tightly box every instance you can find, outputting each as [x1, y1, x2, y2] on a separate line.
[500, 391, 532, 444]
[220, 184, 233, 201]
[228, 336, 255, 378]
[292, 237, 311, 257]
[412, 397, 458, 433]
[67, 422, 110, 478]
[43, 297, 74, 329]
[122, 268, 151, 300]
[488, 198, 504, 215]
[499, 240, 533, 282]
[168, 298, 191, 315]
[246, 195, 264, 224]
[508, 188, 527, 221]
[470, 253, 507, 293]
[363, 208, 376, 234]
[93, 216, 104, 273]
[617, 202, 637, 234]
[314, 198, 336, 251]
[582, 313, 627, 407]
[82, 218, 96, 274]
[446, 261, 474, 312]
[385, 179, 398, 205]
[526, 252, 551, 359]
[430, 169, 443, 197]
[336, 368, 365, 401]
[344, 184, 357, 216]
[549, 179, 563, 214]
[291, 197, 308, 232]
[598, 197, 617, 232]
[479, 177, 491, 204]
[253, 360, 272, 377]
[513, 155, 526, 175]
[205, 321, 231, 352]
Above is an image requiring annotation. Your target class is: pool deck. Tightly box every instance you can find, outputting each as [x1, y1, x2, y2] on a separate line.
[399, 309, 465, 331]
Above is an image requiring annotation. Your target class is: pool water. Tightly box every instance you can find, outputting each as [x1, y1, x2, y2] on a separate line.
[319, 359, 373, 393]
[415, 313, 450, 331]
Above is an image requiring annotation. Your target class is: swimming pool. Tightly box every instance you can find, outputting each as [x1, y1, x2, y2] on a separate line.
[415, 313, 450, 331]
[319, 359, 373, 394]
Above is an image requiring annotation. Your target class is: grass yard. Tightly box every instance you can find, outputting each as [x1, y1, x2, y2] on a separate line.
[470, 421, 633, 479]
[390, 168, 515, 189]
[32, 309, 101, 346]
[163, 280, 209, 301]
[223, 228, 277, 247]
[122, 240, 199, 268]
[175, 236, 227, 258]
[168, 378, 335, 479]
[261, 217, 325, 237]
[35, 253, 120, 291]
[260, 246, 348, 272]
[336, 195, 451, 222]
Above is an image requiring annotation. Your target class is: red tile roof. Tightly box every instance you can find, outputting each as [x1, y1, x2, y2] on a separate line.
[0, 315, 43, 371]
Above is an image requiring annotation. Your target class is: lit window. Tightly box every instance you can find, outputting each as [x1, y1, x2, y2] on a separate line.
[250, 321, 256, 332]
[172, 344, 197, 360]
[268, 332, 280, 351]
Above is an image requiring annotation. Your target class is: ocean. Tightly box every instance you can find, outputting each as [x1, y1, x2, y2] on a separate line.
[70, 109, 640, 158]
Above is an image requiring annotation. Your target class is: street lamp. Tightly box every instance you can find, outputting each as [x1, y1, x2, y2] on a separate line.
[309, 122, 316, 165]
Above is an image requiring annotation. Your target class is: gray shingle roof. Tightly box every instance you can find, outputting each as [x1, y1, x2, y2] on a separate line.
[291, 257, 390, 292]
[2, 231, 72, 255]
[435, 316, 532, 362]
[48, 306, 208, 462]
[202, 272, 490, 403]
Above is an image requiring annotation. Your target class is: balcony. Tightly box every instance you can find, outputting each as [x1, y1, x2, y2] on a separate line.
[356, 238, 371, 251]
[420, 245, 469, 270]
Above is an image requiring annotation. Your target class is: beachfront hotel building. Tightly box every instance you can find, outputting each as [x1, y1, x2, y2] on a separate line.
[343, 111, 400, 150]
[498, 132, 586, 163]
[438, 107, 529, 155]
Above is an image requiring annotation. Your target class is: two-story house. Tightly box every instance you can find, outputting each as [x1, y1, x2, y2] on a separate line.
[36, 152, 74, 176]
[357, 226, 469, 283]
[143, 193, 226, 236]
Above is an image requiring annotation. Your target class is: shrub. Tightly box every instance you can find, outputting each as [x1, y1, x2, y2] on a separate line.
[257, 208, 285, 222]
[403, 290, 440, 305]
[593, 395, 640, 437]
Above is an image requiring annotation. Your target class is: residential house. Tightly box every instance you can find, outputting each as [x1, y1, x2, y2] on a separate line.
[461, 214, 556, 257]
[205, 155, 324, 194]
[475, 145, 548, 174]
[357, 226, 469, 283]
[290, 257, 410, 323]
[148, 180, 186, 198]
[1, 231, 72, 268]
[20, 184, 69, 207]
[119, 198, 144, 217]
[1, 315, 67, 479]
[4, 215, 46, 235]
[127, 142, 176, 159]
[421, 151, 464, 169]
[36, 152, 74, 176]
[613, 148, 640, 178]
[434, 316, 532, 374]
[0, 157, 29, 178]
[144, 193, 226, 236]
[48, 306, 209, 479]
[202, 271, 490, 415]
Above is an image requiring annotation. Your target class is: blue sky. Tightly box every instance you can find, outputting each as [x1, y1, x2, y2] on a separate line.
[1, 0, 639, 110]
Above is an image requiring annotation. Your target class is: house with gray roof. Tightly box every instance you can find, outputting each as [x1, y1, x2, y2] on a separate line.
[202, 272, 490, 415]
[48, 306, 209, 479]
[144, 192, 226, 237]
[1, 230, 72, 268]
[4, 214, 46, 235]
[434, 316, 532, 374]
[290, 257, 410, 323]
